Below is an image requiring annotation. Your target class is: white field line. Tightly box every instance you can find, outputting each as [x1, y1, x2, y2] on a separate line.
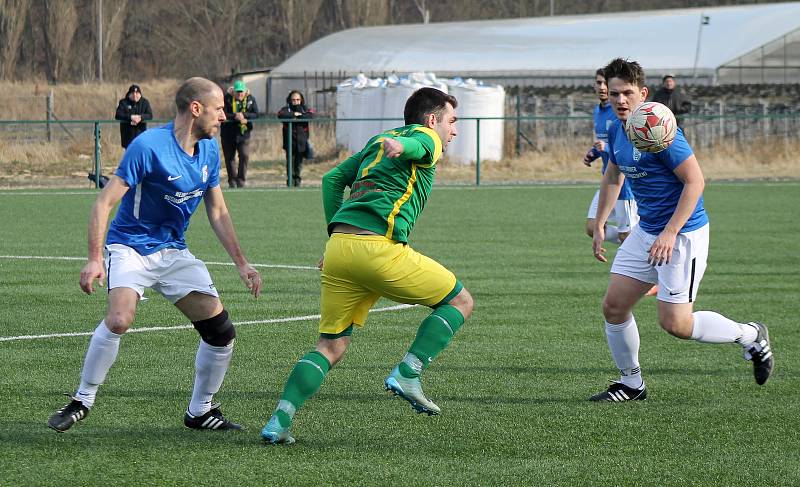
[0, 181, 797, 197]
[0, 304, 415, 343]
[0, 255, 318, 271]
[0, 185, 591, 198]
[0, 191, 97, 196]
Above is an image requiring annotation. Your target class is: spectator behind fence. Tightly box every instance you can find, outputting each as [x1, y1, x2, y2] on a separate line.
[115, 84, 153, 149]
[651, 74, 691, 128]
[221, 80, 259, 188]
[278, 90, 314, 187]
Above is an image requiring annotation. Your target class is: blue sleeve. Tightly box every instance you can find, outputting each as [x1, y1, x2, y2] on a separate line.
[607, 123, 618, 165]
[659, 128, 693, 170]
[114, 139, 150, 187]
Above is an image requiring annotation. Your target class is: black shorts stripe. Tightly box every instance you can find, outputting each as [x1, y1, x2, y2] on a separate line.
[105, 246, 111, 294]
[688, 257, 696, 303]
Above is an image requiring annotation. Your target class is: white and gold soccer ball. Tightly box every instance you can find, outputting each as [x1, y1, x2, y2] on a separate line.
[625, 101, 677, 153]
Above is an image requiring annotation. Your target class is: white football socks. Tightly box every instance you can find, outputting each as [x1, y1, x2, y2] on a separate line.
[76, 321, 122, 408]
[690, 311, 757, 346]
[605, 317, 643, 389]
[188, 340, 233, 417]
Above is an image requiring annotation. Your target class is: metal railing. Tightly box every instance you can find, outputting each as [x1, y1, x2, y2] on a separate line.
[2, 113, 799, 188]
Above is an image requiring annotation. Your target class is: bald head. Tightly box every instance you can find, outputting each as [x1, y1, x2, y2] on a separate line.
[175, 77, 222, 113]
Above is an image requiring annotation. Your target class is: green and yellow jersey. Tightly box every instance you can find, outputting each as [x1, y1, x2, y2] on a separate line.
[322, 124, 443, 243]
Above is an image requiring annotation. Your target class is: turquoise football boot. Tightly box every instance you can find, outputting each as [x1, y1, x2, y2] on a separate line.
[384, 365, 441, 416]
[261, 414, 295, 445]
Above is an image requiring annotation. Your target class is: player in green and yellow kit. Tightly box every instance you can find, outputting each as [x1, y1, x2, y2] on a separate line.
[262, 87, 474, 444]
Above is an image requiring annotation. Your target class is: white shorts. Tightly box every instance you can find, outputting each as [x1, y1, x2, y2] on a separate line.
[610, 224, 709, 304]
[587, 190, 639, 233]
[105, 244, 219, 304]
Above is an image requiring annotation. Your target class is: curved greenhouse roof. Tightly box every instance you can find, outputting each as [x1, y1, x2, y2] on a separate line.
[272, 2, 800, 84]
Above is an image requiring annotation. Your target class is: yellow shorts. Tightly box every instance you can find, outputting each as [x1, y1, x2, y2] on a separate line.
[319, 233, 458, 335]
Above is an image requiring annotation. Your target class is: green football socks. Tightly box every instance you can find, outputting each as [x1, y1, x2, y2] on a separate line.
[400, 304, 465, 378]
[274, 350, 331, 427]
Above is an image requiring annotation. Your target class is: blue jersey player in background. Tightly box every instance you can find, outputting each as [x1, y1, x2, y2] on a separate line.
[48, 77, 262, 432]
[589, 58, 773, 402]
[583, 68, 638, 245]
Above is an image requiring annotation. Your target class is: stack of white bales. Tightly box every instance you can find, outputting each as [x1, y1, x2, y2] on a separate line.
[335, 73, 504, 164]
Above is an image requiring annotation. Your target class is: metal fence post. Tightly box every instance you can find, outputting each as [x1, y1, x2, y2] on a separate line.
[475, 118, 481, 186]
[515, 93, 521, 156]
[46, 90, 53, 143]
[287, 119, 293, 187]
[93, 121, 101, 188]
[567, 95, 574, 136]
[534, 97, 541, 150]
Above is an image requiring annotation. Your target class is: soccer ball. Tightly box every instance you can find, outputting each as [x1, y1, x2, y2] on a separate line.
[625, 101, 677, 153]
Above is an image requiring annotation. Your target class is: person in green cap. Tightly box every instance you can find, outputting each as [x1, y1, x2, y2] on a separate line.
[221, 80, 259, 188]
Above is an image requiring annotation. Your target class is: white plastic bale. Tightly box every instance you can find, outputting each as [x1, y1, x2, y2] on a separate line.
[348, 83, 386, 152]
[446, 83, 505, 164]
[336, 73, 501, 160]
[382, 80, 417, 133]
[335, 82, 354, 147]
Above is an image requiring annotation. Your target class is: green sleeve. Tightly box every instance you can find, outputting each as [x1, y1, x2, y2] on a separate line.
[322, 151, 362, 224]
[391, 136, 429, 162]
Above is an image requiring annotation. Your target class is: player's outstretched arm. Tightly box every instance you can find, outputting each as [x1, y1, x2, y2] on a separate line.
[582, 140, 605, 166]
[383, 136, 433, 162]
[382, 137, 404, 158]
[80, 176, 129, 294]
[322, 150, 362, 225]
[203, 186, 262, 297]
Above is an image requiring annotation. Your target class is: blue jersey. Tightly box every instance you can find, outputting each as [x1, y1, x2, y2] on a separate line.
[607, 119, 708, 235]
[106, 123, 221, 255]
[592, 103, 634, 201]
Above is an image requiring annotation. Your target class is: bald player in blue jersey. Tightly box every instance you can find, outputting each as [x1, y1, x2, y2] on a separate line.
[589, 59, 773, 402]
[48, 77, 262, 432]
[583, 68, 638, 245]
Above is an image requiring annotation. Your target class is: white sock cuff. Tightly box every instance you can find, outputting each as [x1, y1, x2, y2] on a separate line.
[605, 316, 636, 333]
[198, 340, 234, 354]
[94, 321, 122, 341]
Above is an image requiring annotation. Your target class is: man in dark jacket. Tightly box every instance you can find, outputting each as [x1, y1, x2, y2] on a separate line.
[277, 90, 313, 187]
[115, 84, 153, 149]
[221, 80, 259, 188]
[651, 75, 691, 128]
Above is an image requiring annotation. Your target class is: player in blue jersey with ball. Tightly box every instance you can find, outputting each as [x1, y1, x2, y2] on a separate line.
[589, 58, 773, 402]
[48, 77, 262, 432]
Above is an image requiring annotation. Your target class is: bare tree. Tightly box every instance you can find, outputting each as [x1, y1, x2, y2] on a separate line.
[99, 0, 129, 80]
[335, 0, 390, 29]
[40, 0, 78, 83]
[278, 0, 324, 51]
[150, 0, 259, 78]
[413, 0, 430, 23]
[0, 0, 31, 79]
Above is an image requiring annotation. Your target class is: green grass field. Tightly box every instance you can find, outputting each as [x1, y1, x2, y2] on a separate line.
[1, 183, 798, 486]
